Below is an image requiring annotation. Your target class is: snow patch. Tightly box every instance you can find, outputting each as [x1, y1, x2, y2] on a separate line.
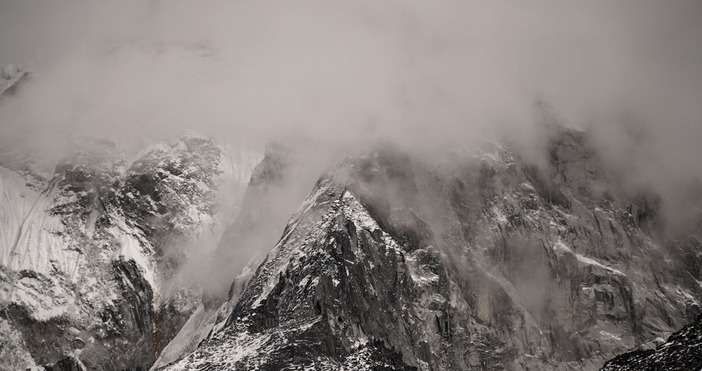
[553, 239, 625, 276]
[575, 254, 625, 276]
[111, 227, 157, 292]
[599, 330, 622, 341]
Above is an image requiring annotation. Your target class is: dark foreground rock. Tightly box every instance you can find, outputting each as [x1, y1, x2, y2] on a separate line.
[601, 315, 702, 371]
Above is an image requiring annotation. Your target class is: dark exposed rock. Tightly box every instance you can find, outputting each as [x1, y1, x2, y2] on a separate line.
[117, 136, 224, 254]
[601, 315, 702, 371]
[40, 355, 86, 371]
[161, 127, 702, 370]
[1, 304, 72, 367]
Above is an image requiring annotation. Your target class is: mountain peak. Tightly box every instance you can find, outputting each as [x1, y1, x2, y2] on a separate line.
[160, 136, 702, 370]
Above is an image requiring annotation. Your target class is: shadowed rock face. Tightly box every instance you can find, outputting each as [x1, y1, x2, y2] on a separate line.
[601, 315, 702, 371]
[161, 128, 702, 370]
[40, 355, 86, 371]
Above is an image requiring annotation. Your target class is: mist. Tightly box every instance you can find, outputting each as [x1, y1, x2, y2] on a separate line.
[1, 1, 702, 286]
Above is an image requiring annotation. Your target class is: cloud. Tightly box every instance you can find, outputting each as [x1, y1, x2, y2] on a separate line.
[0, 0, 701, 223]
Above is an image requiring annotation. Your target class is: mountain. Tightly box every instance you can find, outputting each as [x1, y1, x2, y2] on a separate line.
[0, 136, 258, 371]
[151, 142, 319, 370]
[2, 63, 700, 370]
[601, 314, 702, 370]
[156, 127, 702, 370]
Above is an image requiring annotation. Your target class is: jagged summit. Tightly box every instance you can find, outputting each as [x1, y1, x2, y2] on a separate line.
[158, 129, 702, 370]
[2, 121, 700, 370]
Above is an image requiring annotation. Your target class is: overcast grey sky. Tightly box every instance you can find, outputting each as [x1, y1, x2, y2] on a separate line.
[0, 1, 701, 212]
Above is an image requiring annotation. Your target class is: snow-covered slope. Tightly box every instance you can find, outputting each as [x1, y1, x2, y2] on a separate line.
[158, 127, 702, 370]
[0, 166, 71, 279]
[0, 136, 259, 371]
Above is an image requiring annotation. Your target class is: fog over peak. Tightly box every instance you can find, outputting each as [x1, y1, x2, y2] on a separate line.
[0, 0, 701, 224]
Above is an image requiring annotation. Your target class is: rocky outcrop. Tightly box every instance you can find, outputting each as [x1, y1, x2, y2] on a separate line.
[0, 64, 28, 97]
[160, 127, 702, 370]
[601, 315, 702, 371]
[40, 355, 86, 371]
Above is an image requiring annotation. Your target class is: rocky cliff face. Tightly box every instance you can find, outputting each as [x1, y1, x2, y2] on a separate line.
[0, 136, 256, 371]
[158, 127, 702, 370]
